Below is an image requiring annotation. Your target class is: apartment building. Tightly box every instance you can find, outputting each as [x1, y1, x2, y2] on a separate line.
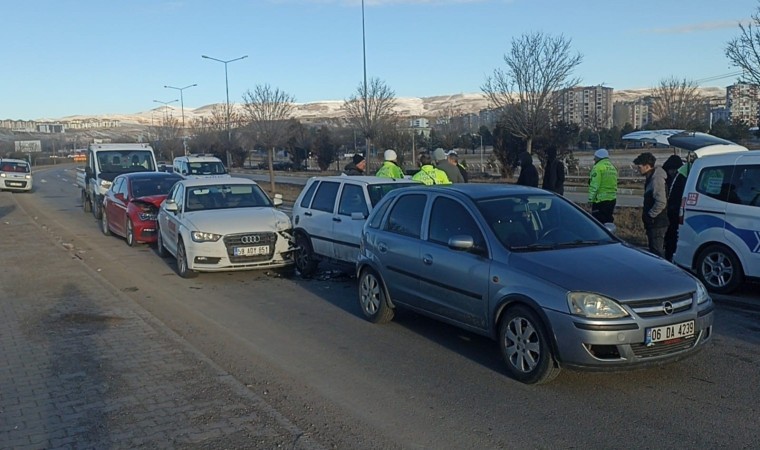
[726, 82, 760, 125]
[554, 85, 614, 129]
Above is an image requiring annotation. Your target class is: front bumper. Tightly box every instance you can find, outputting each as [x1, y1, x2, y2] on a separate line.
[1, 178, 32, 191]
[546, 303, 714, 371]
[185, 230, 296, 272]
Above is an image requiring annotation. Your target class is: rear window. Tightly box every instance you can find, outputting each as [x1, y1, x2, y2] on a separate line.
[299, 180, 319, 208]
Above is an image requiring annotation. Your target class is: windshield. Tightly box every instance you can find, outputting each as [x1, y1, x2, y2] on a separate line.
[477, 194, 616, 251]
[97, 151, 156, 173]
[367, 182, 418, 207]
[185, 184, 272, 211]
[188, 161, 227, 175]
[0, 161, 30, 173]
[131, 176, 181, 198]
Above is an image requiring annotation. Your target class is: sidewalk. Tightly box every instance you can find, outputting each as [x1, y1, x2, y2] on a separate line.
[0, 192, 320, 449]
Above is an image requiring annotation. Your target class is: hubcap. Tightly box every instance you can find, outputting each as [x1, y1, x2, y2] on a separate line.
[505, 317, 540, 373]
[359, 273, 380, 314]
[701, 252, 733, 288]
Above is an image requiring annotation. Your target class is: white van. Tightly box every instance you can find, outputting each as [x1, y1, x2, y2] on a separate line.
[0, 158, 33, 192]
[675, 150, 760, 293]
[173, 155, 229, 179]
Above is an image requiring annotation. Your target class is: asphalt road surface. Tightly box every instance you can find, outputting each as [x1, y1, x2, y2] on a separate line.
[6, 164, 760, 448]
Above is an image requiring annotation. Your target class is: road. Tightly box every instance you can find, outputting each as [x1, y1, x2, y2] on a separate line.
[5, 164, 760, 448]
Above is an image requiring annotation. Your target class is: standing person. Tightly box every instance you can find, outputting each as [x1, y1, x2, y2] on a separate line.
[515, 151, 539, 187]
[448, 150, 469, 182]
[588, 148, 618, 223]
[375, 149, 405, 179]
[634, 152, 669, 257]
[433, 148, 464, 183]
[343, 153, 366, 175]
[662, 154, 687, 261]
[412, 153, 451, 185]
[541, 146, 565, 195]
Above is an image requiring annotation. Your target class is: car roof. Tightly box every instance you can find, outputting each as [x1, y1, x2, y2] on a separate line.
[392, 183, 550, 200]
[180, 176, 257, 187]
[174, 155, 223, 163]
[0, 158, 29, 164]
[691, 149, 760, 166]
[115, 172, 181, 180]
[308, 175, 419, 185]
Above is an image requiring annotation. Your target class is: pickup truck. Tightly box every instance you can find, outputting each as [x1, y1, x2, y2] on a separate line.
[77, 143, 158, 219]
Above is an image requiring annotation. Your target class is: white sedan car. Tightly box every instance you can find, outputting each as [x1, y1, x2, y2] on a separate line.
[156, 177, 295, 278]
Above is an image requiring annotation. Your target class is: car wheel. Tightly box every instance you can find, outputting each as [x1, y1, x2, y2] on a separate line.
[294, 233, 318, 278]
[92, 198, 102, 220]
[82, 191, 91, 213]
[176, 240, 197, 279]
[101, 207, 111, 236]
[499, 305, 560, 385]
[696, 244, 744, 294]
[126, 219, 136, 247]
[156, 225, 169, 258]
[358, 268, 394, 324]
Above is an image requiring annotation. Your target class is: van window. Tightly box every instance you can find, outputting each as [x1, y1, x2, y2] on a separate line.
[733, 165, 760, 207]
[696, 166, 734, 202]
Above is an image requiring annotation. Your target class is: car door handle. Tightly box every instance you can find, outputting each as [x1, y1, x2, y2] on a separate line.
[333, 217, 342, 222]
[304, 211, 312, 216]
[422, 254, 433, 265]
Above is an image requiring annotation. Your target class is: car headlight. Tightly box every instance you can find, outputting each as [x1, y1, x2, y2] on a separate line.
[25, 174, 32, 179]
[567, 292, 629, 319]
[100, 180, 112, 189]
[138, 212, 157, 221]
[696, 280, 710, 305]
[275, 216, 292, 232]
[191, 231, 222, 242]
[0, 173, 5, 178]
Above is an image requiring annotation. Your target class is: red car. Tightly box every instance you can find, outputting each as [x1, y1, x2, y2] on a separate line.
[101, 172, 182, 246]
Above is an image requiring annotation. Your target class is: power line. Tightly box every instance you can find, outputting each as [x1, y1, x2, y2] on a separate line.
[694, 71, 744, 84]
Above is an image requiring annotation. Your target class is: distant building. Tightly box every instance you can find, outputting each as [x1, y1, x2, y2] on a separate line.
[726, 82, 760, 126]
[613, 97, 653, 129]
[555, 85, 613, 129]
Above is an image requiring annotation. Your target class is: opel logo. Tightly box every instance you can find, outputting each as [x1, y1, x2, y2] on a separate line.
[662, 301, 674, 315]
[240, 235, 261, 244]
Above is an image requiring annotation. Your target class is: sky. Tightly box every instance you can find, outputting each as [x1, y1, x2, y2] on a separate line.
[1, 0, 756, 120]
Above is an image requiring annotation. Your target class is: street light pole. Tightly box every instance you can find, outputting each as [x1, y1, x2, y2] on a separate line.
[202, 54, 248, 167]
[164, 84, 197, 128]
[153, 99, 178, 125]
[361, 0, 369, 155]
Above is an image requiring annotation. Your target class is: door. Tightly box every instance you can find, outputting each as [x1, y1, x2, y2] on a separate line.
[160, 182, 184, 256]
[332, 183, 369, 263]
[416, 196, 491, 329]
[111, 178, 129, 236]
[723, 160, 760, 278]
[304, 181, 340, 258]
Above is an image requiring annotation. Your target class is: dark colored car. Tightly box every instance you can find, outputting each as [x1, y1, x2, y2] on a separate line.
[101, 172, 182, 246]
[357, 184, 714, 384]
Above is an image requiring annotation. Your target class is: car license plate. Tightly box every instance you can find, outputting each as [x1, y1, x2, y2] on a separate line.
[9, 182, 22, 187]
[233, 245, 269, 256]
[645, 320, 695, 345]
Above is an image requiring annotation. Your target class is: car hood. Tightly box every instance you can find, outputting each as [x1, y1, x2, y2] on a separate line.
[183, 207, 290, 234]
[510, 243, 696, 302]
[132, 194, 167, 208]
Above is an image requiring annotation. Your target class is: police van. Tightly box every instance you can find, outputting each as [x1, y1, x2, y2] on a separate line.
[623, 130, 758, 293]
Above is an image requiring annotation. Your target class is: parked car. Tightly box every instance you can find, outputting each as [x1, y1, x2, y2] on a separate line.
[676, 150, 760, 293]
[0, 158, 33, 192]
[357, 184, 714, 384]
[173, 155, 229, 179]
[292, 175, 418, 277]
[156, 177, 295, 278]
[101, 172, 182, 246]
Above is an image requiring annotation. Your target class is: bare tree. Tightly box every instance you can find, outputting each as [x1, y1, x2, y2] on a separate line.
[150, 116, 183, 161]
[342, 77, 397, 155]
[242, 84, 295, 193]
[482, 31, 582, 154]
[726, 6, 760, 85]
[650, 77, 706, 129]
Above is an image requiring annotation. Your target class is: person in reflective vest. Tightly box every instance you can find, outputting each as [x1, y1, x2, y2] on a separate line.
[375, 149, 405, 179]
[412, 153, 451, 185]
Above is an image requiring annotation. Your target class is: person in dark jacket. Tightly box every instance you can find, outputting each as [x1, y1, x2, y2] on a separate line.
[343, 153, 366, 175]
[541, 147, 565, 195]
[662, 154, 687, 261]
[634, 152, 669, 257]
[516, 151, 539, 187]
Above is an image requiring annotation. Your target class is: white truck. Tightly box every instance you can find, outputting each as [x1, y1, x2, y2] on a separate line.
[77, 143, 158, 219]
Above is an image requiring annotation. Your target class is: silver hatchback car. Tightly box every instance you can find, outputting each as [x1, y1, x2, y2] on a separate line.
[357, 184, 714, 384]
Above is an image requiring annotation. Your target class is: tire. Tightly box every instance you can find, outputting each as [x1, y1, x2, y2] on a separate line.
[498, 305, 560, 385]
[92, 197, 102, 220]
[696, 244, 744, 294]
[294, 233, 318, 278]
[156, 225, 169, 258]
[82, 191, 91, 213]
[176, 240, 197, 279]
[126, 219, 136, 247]
[358, 268, 394, 324]
[101, 206, 111, 236]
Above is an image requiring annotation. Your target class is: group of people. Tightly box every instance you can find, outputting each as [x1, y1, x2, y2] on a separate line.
[343, 148, 468, 185]
[346, 146, 687, 261]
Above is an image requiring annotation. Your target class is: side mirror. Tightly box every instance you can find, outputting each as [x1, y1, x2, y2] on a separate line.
[115, 193, 126, 202]
[165, 200, 179, 213]
[273, 193, 283, 207]
[604, 223, 617, 234]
